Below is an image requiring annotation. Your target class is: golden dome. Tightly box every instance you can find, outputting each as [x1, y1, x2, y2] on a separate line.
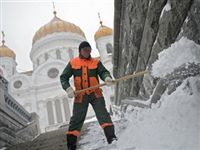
[94, 25, 113, 41]
[32, 14, 85, 45]
[0, 44, 16, 59]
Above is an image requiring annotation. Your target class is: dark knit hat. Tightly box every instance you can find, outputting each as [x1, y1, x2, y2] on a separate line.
[79, 41, 91, 51]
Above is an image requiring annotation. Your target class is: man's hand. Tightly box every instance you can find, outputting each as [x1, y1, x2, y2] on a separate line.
[66, 87, 75, 98]
[105, 77, 115, 86]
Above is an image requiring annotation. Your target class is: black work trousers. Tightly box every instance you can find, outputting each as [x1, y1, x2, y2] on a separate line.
[68, 93, 113, 132]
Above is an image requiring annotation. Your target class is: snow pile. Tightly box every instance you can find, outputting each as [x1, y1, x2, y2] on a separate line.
[152, 37, 200, 78]
[117, 77, 200, 150]
[79, 78, 200, 150]
[116, 37, 200, 150]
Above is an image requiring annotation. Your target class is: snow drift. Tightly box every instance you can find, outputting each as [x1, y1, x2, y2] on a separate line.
[116, 37, 200, 150]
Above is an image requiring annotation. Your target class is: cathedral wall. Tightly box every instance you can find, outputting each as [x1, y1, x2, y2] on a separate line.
[96, 35, 113, 64]
[0, 57, 16, 76]
[8, 59, 72, 131]
[30, 32, 85, 69]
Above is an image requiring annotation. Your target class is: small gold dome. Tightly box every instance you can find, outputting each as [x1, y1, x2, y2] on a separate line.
[94, 25, 113, 41]
[32, 15, 85, 45]
[0, 44, 16, 59]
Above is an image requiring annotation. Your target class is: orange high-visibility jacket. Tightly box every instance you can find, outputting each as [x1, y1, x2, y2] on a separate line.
[60, 57, 111, 103]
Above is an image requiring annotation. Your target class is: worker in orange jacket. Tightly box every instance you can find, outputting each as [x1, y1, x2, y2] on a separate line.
[60, 41, 117, 150]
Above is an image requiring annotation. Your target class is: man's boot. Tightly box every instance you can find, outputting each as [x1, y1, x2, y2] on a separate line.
[103, 125, 118, 144]
[67, 134, 77, 150]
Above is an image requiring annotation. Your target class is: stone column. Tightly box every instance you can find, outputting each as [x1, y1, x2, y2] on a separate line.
[52, 100, 57, 124]
[60, 98, 66, 122]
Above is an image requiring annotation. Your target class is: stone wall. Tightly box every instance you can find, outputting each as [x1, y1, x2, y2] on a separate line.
[0, 75, 40, 148]
[113, 0, 200, 105]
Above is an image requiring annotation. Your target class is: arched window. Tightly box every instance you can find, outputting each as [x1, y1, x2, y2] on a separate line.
[47, 101, 55, 125]
[68, 48, 74, 59]
[55, 100, 63, 123]
[106, 43, 112, 54]
[37, 58, 39, 66]
[12, 67, 15, 75]
[56, 49, 61, 59]
[45, 53, 49, 61]
[2, 65, 5, 69]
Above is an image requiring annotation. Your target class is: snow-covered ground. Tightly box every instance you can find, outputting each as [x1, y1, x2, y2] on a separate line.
[78, 37, 200, 150]
[117, 77, 200, 150]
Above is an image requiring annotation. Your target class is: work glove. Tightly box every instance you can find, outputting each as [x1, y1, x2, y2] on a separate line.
[66, 87, 75, 98]
[105, 77, 115, 86]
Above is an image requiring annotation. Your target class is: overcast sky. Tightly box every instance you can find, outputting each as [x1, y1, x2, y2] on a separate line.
[0, 0, 114, 72]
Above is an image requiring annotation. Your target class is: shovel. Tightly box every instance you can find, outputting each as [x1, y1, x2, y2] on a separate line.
[74, 70, 149, 95]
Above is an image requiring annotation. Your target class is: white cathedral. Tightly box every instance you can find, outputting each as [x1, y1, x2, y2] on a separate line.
[0, 11, 114, 132]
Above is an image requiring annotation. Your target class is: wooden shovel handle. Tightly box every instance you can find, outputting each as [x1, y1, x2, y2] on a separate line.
[74, 70, 149, 95]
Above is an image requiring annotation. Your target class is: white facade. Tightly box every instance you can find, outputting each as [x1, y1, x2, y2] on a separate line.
[96, 35, 113, 68]
[30, 32, 83, 69]
[8, 31, 86, 132]
[95, 34, 114, 109]
[0, 65, 9, 80]
[0, 17, 113, 132]
[0, 57, 16, 78]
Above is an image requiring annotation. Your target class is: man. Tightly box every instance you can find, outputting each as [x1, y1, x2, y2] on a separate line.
[60, 41, 117, 150]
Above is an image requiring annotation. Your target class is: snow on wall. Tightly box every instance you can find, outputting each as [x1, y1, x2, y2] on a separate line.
[160, 2, 171, 19]
[152, 37, 200, 78]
